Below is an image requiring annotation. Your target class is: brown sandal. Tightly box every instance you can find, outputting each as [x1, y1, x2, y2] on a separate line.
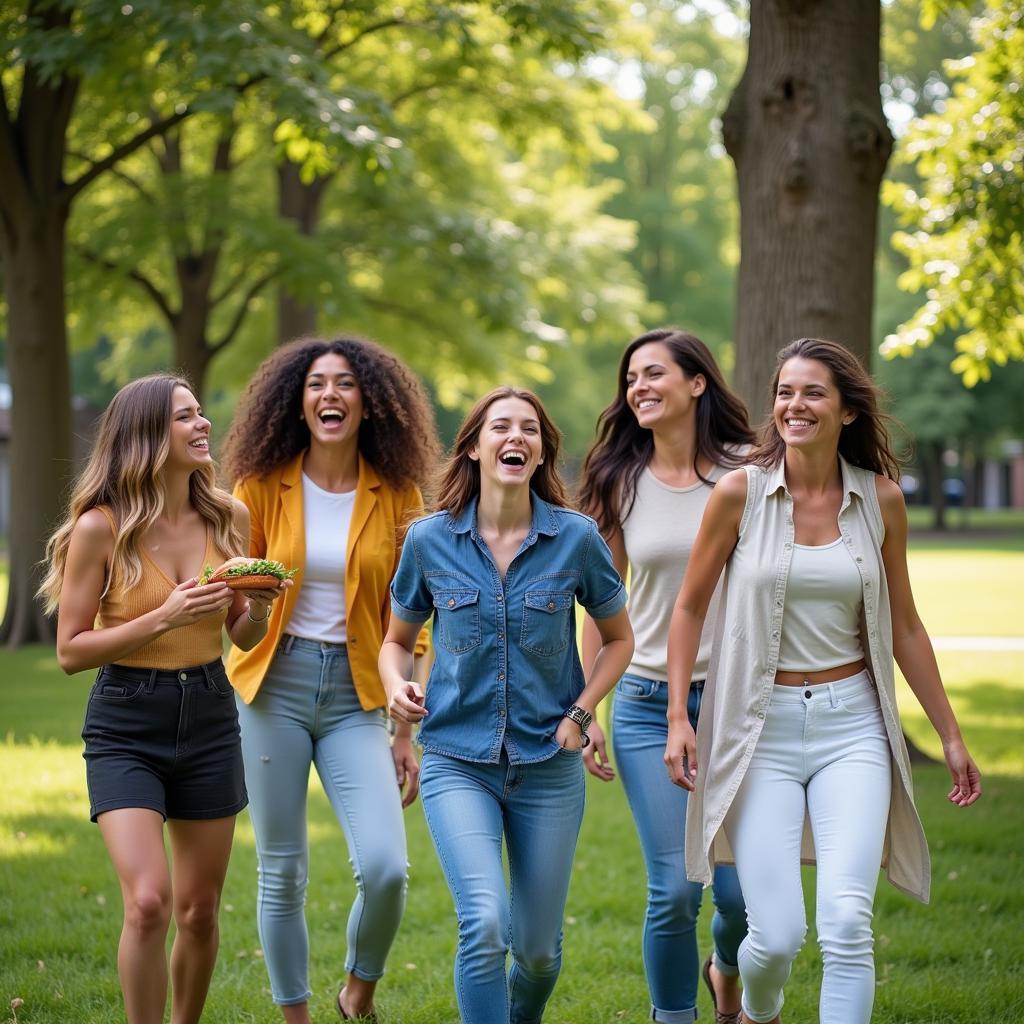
[336, 986, 379, 1023]
[702, 953, 742, 1024]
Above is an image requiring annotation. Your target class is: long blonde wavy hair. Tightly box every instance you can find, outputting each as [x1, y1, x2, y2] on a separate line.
[38, 375, 242, 614]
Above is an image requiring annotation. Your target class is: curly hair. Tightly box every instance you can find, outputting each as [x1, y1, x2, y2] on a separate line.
[221, 335, 440, 490]
[750, 338, 903, 480]
[578, 328, 754, 534]
[39, 375, 241, 613]
[434, 386, 570, 518]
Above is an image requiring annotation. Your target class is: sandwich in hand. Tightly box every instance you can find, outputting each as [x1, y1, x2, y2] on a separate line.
[199, 559, 298, 591]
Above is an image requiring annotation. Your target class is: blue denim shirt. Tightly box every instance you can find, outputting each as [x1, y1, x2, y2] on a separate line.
[390, 495, 627, 764]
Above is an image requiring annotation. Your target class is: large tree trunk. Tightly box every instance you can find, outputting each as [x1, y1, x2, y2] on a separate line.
[275, 162, 330, 344]
[0, 205, 72, 645]
[723, 0, 893, 417]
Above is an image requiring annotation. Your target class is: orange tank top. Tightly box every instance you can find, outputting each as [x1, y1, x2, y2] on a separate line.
[95, 507, 228, 669]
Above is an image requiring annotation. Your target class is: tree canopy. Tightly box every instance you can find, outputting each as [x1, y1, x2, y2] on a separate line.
[881, 0, 1024, 384]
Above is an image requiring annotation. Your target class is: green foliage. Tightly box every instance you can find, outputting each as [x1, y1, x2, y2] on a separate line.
[881, 0, 1024, 383]
[596, 0, 745, 357]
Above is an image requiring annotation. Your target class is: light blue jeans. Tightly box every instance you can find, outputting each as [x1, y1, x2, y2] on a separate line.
[420, 748, 585, 1024]
[235, 636, 407, 1005]
[612, 674, 747, 1024]
[724, 672, 892, 1024]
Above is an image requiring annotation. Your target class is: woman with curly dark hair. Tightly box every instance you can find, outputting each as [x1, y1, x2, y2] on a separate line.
[221, 335, 439, 1024]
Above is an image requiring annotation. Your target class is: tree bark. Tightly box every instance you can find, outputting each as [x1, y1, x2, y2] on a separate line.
[0, 205, 72, 645]
[0, 2, 78, 645]
[275, 162, 330, 344]
[723, 0, 893, 417]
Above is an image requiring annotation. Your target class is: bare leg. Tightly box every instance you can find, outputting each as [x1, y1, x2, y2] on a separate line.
[708, 959, 743, 1015]
[166, 815, 236, 1024]
[98, 808, 172, 1024]
[338, 976, 378, 1017]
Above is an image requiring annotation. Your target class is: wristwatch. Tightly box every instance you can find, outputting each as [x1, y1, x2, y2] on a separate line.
[563, 703, 593, 747]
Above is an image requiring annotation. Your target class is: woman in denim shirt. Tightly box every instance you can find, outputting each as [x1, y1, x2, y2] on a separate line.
[380, 385, 633, 1024]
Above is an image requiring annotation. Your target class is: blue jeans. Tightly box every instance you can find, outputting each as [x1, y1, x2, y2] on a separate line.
[612, 674, 747, 1024]
[236, 637, 407, 1005]
[420, 749, 585, 1024]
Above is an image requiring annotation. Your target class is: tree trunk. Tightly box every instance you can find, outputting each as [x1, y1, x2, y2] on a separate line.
[172, 292, 214, 402]
[926, 441, 947, 531]
[275, 162, 330, 344]
[0, 205, 72, 646]
[723, 0, 893, 417]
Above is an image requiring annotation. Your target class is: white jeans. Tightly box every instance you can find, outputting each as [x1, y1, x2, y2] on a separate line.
[724, 671, 892, 1024]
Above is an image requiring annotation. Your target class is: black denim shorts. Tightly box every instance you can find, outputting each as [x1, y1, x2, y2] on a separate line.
[82, 659, 247, 823]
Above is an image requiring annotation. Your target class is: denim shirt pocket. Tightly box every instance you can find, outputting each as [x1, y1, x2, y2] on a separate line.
[432, 587, 482, 654]
[520, 590, 574, 657]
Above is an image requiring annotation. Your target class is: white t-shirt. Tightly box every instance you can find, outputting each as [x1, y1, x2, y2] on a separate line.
[286, 474, 355, 643]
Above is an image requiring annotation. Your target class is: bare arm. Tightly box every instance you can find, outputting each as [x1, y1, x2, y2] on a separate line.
[581, 526, 627, 780]
[225, 498, 291, 652]
[380, 615, 429, 725]
[55, 510, 233, 674]
[877, 477, 981, 806]
[663, 469, 746, 789]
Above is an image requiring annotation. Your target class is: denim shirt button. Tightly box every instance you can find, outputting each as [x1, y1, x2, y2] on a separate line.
[496, 594, 504, 602]
[498, 672, 505, 680]
[448, 597, 456, 608]
[547, 601, 556, 610]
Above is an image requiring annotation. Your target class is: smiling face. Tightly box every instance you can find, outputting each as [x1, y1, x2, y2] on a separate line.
[166, 385, 212, 470]
[302, 352, 365, 450]
[773, 356, 854, 452]
[625, 341, 705, 430]
[469, 396, 544, 489]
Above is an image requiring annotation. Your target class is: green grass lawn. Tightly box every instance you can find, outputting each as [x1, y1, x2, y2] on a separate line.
[1, 529, 1023, 1023]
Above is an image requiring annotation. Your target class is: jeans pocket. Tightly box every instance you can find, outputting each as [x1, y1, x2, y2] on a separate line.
[835, 689, 882, 716]
[432, 588, 482, 654]
[616, 674, 660, 700]
[90, 668, 146, 702]
[207, 666, 234, 698]
[520, 590, 573, 656]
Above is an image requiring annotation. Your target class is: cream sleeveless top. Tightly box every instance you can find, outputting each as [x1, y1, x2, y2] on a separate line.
[684, 457, 931, 903]
[96, 507, 227, 669]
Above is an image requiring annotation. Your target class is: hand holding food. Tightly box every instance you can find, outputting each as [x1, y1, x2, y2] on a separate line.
[199, 558, 298, 591]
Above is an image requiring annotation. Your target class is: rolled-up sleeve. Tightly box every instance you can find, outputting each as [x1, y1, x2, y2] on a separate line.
[389, 523, 433, 624]
[578, 520, 627, 619]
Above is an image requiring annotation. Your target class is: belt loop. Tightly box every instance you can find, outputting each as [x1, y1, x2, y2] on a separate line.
[281, 633, 295, 654]
[828, 682, 840, 708]
[200, 661, 214, 690]
[146, 668, 158, 694]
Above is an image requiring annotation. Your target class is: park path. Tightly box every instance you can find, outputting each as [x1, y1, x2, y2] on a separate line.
[932, 636, 1024, 651]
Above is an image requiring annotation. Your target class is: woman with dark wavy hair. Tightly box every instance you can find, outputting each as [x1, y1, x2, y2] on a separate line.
[221, 335, 439, 1023]
[578, 328, 754, 1024]
[666, 338, 981, 1024]
[40, 374, 284, 1024]
[380, 386, 633, 1024]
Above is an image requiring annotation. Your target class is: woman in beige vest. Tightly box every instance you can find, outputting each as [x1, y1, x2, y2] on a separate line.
[665, 339, 981, 1024]
[39, 375, 288, 1024]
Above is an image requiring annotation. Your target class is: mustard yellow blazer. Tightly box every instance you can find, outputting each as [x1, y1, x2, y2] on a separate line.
[227, 452, 428, 707]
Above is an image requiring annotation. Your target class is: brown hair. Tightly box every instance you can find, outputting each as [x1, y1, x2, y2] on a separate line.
[750, 338, 903, 480]
[579, 327, 755, 533]
[38, 375, 241, 613]
[221, 335, 439, 490]
[434, 386, 570, 518]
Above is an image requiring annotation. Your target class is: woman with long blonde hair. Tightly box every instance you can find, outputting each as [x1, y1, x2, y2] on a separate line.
[40, 374, 288, 1024]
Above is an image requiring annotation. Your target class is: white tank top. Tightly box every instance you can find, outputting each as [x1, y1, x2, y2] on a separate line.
[286, 474, 355, 643]
[776, 537, 865, 672]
